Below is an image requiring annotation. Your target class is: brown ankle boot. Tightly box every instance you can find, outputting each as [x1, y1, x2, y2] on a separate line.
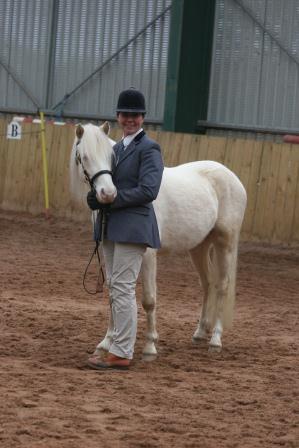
[87, 353, 131, 370]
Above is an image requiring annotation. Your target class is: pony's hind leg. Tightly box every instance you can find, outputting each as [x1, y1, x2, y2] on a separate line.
[189, 238, 213, 343]
[141, 248, 158, 361]
[208, 231, 238, 352]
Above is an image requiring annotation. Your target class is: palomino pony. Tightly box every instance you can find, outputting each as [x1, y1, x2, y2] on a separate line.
[70, 122, 247, 358]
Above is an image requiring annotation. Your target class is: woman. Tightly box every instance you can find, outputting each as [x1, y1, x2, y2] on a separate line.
[86, 87, 164, 370]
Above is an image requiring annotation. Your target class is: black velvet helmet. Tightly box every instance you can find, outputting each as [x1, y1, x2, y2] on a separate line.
[116, 87, 146, 114]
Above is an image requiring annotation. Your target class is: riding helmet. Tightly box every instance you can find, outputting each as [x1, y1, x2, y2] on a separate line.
[116, 87, 146, 114]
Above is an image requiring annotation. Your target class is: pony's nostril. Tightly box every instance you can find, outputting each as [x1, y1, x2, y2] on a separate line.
[100, 186, 116, 201]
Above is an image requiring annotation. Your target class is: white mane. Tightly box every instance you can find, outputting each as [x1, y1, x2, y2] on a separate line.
[69, 123, 115, 205]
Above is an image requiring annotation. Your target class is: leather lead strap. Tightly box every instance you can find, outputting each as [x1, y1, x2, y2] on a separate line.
[82, 240, 105, 295]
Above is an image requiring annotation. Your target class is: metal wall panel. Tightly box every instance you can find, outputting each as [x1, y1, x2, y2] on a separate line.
[0, 0, 171, 121]
[0, 0, 53, 110]
[208, 0, 299, 132]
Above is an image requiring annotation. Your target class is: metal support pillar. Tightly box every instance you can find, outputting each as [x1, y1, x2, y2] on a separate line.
[163, 0, 216, 133]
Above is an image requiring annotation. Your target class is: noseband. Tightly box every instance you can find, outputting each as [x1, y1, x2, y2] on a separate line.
[89, 169, 113, 190]
[75, 140, 113, 190]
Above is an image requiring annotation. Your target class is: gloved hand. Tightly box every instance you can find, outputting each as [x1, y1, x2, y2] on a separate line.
[87, 190, 110, 211]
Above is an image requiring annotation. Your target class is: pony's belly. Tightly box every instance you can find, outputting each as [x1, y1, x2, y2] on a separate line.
[159, 228, 210, 251]
[157, 210, 217, 251]
[160, 233, 206, 251]
[154, 168, 219, 251]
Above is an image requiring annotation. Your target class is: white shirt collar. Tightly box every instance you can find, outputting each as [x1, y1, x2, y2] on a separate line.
[122, 128, 144, 148]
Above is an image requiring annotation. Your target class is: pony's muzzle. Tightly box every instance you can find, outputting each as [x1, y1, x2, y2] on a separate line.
[97, 187, 117, 204]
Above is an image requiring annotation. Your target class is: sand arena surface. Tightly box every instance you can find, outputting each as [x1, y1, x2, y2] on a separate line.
[0, 210, 298, 448]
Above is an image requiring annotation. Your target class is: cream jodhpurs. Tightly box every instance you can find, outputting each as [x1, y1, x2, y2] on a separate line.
[102, 240, 146, 360]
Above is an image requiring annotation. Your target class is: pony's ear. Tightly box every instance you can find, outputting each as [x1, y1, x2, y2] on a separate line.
[76, 124, 84, 139]
[100, 121, 110, 135]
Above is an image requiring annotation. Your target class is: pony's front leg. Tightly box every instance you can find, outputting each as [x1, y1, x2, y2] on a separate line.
[93, 310, 114, 356]
[92, 240, 115, 356]
[141, 248, 158, 361]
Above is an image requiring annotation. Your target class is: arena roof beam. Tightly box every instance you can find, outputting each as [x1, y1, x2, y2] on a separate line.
[0, 56, 41, 110]
[51, 5, 172, 114]
[233, 0, 299, 68]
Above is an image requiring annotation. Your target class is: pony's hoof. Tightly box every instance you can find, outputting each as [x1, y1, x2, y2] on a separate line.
[192, 327, 209, 343]
[208, 345, 222, 354]
[142, 353, 157, 362]
[192, 336, 206, 345]
[142, 342, 157, 361]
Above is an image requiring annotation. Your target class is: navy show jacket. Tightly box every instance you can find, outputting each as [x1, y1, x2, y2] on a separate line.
[103, 131, 164, 248]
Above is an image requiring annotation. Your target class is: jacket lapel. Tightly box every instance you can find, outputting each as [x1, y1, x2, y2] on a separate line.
[115, 130, 146, 167]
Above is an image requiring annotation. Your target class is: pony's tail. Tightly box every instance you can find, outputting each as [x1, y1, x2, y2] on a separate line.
[197, 233, 239, 330]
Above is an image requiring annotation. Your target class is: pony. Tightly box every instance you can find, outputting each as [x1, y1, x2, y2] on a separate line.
[70, 122, 247, 359]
